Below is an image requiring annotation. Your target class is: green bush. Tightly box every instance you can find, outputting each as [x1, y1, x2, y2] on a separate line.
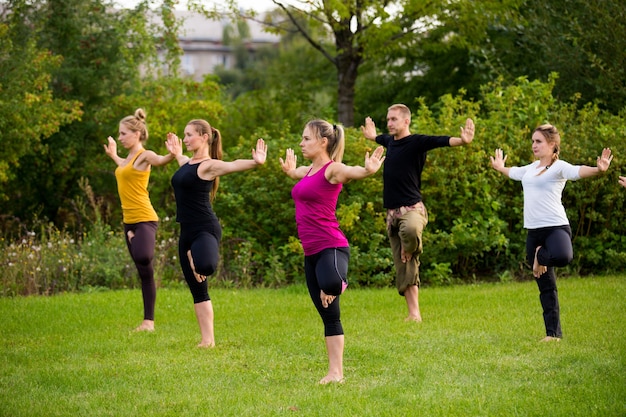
[3, 75, 626, 296]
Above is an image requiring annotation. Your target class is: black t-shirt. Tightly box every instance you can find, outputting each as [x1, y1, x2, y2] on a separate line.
[376, 133, 450, 209]
[171, 162, 218, 224]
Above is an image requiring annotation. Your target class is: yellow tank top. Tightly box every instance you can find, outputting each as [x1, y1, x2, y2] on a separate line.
[115, 149, 158, 224]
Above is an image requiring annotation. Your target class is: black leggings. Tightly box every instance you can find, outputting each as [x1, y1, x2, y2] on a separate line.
[304, 247, 350, 337]
[526, 225, 573, 338]
[124, 221, 158, 321]
[178, 222, 222, 304]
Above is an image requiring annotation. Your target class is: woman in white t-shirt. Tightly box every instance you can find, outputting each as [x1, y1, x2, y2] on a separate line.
[490, 124, 612, 342]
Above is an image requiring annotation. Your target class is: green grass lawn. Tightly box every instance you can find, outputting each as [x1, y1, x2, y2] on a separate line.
[1, 276, 625, 416]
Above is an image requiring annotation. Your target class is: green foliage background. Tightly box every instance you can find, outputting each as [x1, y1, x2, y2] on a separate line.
[2, 0, 626, 295]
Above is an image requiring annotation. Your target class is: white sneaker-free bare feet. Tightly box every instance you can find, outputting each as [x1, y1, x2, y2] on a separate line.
[539, 336, 561, 342]
[319, 374, 344, 385]
[320, 290, 336, 308]
[197, 340, 215, 348]
[401, 246, 413, 263]
[134, 320, 155, 332]
[533, 246, 547, 278]
[187, 250, 206, 282]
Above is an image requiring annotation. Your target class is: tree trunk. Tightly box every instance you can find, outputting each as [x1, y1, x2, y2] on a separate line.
[336, 53, 360, 127]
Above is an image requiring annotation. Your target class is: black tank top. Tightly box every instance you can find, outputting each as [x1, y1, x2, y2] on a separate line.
[171, 162, 218, 224]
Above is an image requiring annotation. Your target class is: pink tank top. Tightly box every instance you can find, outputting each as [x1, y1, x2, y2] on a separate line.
[291, 161, 349, 256]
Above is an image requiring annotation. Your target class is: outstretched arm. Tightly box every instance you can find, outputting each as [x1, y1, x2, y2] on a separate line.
[141, 149, 176, 168]
[279, 148, 309, 180]
[490, 148, 511, 177]
[103, 137, 124, 166]
[165, 133, 189, 166]
[578, 148, 613, 178]
[360, 117, 378, 141]
[200, 138, 267, 179]
[327, 146, 386, 184]
[449, 118, 475, 147]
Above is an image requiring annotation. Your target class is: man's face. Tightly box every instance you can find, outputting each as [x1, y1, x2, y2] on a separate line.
[386, 109, 408, 136]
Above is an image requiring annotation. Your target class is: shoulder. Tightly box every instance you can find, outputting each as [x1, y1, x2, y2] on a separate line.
[376, 134, 393, 146]
[552, 159, 572, 168]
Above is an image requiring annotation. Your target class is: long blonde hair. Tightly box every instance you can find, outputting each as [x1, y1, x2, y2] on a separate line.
[187, 119, 223, 201]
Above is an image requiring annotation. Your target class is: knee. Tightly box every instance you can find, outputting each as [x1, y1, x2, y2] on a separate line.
[552, 252, 573, 268]
[132, 251, 153, 267]
[194, 258, 217, 277]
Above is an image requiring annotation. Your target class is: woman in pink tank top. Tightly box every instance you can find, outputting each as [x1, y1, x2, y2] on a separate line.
[280, 119, 385, 384]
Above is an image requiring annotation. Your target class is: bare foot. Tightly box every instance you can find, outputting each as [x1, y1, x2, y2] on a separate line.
[533, 246, 547, 278]
[401, 247, 413, 263]
[134, 320, 155, 332]
[405, 315, 422, 323]
[127, 230, 135, 243]
[319, 374, 344, 385]
[539, 336, 561, 342]
[320, 290, 336, 308]
[197, 341, 215, 348]
[187, 250, 206, 282]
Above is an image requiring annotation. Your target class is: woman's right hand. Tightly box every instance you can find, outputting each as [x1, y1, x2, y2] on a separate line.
[165, 132, 183, 156]
[279, 148, 297, 174]
[490, 148, 507, 171]
[103, 136, 117, 158]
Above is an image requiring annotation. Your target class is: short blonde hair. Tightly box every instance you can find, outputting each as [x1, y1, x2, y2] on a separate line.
[388, 104, 411, 121]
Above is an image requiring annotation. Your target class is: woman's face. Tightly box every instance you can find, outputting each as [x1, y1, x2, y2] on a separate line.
[531, 131, 555, 159]
[117, 123, 141, 149]
[183, 125, 207, 152]
[299, 126, 327, 160]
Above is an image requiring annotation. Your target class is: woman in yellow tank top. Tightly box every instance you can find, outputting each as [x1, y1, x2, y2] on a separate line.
[104, 108, 175, 332]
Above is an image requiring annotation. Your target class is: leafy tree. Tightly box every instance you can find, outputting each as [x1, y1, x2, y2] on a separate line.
[0, 0, 183, 226]
[215, 23, 336, 142]
[226, 0, 520, 127]
[0, 18, 82, 203]
[483, 0, 626, 114]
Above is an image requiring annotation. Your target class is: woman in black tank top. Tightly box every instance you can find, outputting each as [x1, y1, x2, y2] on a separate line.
[166, 119, 267, 348]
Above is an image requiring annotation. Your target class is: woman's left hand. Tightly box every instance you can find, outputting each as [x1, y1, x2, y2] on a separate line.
[252, 138, 267, 165]
[597, 148, 613, 172]
[364, 146, 386, 174]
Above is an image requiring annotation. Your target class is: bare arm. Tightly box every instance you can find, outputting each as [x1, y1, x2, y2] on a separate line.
[327, 146, 386, 184]
[490, 148, 511, 177]
[140, 149, 176, 168]
[448, 118, 475, 147]
[279, 148, 310, 180]
[619, 176, 626, 188]
[578, 148, 613, 178]
[199, 138, 267, 180]
[360, 117, 378, 141]
[103, 137, 125, 166]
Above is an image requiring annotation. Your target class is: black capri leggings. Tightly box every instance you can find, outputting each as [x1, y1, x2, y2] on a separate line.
[178, 221, 222, 304]
[304, 247, 350, 337]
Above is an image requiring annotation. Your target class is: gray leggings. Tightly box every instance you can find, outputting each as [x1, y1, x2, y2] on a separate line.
[304, 247, 350, 337]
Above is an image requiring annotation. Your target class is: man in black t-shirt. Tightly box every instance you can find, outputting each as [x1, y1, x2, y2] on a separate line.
[361, 104, 475, 322]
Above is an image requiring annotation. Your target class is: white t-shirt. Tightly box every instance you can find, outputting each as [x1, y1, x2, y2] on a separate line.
[508, 160, 581, 229]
